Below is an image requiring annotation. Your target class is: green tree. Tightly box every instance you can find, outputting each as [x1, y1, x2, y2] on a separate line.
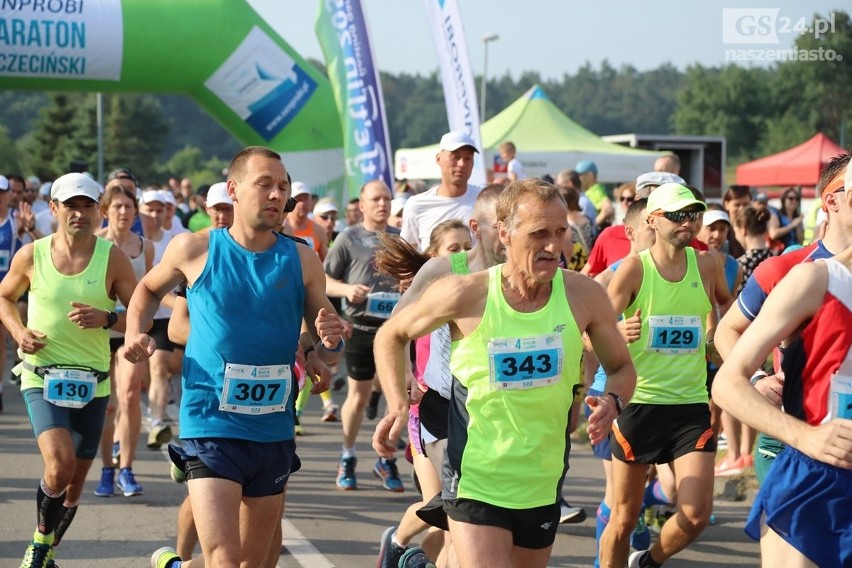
[25, 92, 84, 179]
[104, 94, 171, 183]
[0, 125, 22, 174]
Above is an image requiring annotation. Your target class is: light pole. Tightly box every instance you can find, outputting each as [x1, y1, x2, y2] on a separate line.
[480, 33, 499, 123]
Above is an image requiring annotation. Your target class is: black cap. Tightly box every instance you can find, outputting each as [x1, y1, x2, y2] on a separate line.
[108, 168, 137, 183]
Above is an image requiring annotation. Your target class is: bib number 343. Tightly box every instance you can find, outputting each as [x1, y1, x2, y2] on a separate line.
[488, 334, 563, 390]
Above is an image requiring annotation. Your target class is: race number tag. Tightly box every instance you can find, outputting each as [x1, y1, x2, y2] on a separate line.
[219, 363, 291, 415]
[646, 315, 702, 354]
[364, 291, 399, 319]
[488, 334, 563, 390]
[0, 249, 10, 272]
[828, 371, 852, 421]
[43, 369, 97, 409]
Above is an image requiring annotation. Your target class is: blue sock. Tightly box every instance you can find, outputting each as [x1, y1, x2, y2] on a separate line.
[595, 501, 611, 568]
[643, 479, 671, 507]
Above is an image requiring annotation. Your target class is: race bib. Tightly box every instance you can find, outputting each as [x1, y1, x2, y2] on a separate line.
[646, 315, 702, 354]
[219, 363, 291, 415]
[364, 291, 399, 319]
[43, 369, 97, 409]
[0, 249, 10, 272]
[828, 371, 852, 421]
[488, 334, 563, 390]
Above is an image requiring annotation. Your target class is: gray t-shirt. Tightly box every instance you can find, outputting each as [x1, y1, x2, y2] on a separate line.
[324, 224, 401, 329]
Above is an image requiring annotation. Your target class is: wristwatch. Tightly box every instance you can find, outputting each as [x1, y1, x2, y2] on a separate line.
[103, 311, 118, 329]
[606, 392, 624, 415]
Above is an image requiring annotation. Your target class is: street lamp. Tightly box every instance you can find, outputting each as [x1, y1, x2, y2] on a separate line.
[480, 33, 499, 123]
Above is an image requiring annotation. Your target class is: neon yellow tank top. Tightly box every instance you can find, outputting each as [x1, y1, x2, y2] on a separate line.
[449, 265, 583, 508]
[625, 248, 711, 405]
[22, 236, 115, 397]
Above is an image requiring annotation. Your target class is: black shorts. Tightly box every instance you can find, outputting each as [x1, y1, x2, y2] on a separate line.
[109, 336, 124, 353]
[444, 498, 560, 550]
[344, 326, 378, 381]
[419, 388, 449, 440]
[149, 318, 177, 352]
[611, 403, 716, 464]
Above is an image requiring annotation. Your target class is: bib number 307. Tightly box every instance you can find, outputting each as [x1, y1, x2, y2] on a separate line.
[220, 363, 291, 415]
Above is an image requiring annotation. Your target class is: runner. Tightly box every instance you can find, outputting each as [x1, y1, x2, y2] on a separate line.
[0, 173, 137, 568]
[713, 244, 852, 568]
[324, 180, 403, 491]
[602, 182, 718, 568]
[373, 178, 636, 568]
[127, 146, 343, 568]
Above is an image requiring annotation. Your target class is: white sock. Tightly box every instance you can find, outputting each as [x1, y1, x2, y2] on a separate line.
[341, 446, 356, 459]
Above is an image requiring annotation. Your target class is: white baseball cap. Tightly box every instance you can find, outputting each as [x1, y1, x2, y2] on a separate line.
[51, 173, 101, 203]
[291, 181, 311, 198]
[313, 199, 338, 216]
[141, 190, 166, 205]
[206, 182, 233, 207]
[0, 175, 9, 191]
[439, 131, 479, 153]
[703, 210, 731, 226]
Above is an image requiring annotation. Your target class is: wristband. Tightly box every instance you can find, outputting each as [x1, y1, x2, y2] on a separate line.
[606, 392, 624, 415]
[320, 339, 344, 353]
[303, 345, 316, 358]
[749, 371, 768, 386]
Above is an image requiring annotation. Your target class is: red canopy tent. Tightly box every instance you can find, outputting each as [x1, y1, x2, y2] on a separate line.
[736, 133, 847, 188]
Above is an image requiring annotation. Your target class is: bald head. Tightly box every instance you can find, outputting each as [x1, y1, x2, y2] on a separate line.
[654, 154, 681, 175]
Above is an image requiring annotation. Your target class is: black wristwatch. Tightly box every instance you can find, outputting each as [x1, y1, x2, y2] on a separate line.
[103, 311, 118, 329]
[606, 392, 624, 415]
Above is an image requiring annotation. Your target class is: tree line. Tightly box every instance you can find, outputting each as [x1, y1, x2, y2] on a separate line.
[0, 10, 847, 186]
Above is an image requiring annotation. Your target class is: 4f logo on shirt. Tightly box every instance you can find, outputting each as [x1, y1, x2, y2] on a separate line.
[553, 324, 566, 333]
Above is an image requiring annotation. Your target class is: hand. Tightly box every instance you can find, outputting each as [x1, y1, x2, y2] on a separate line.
[315, 307, 343, 350]
[706, 340, 723, 367]
[305, 351, 332, 394]
[340, 318, 353, 340]
[754, 372, 784, 407]
[15, 202, 34, 234]
[798, 419, 852, 469]
[123, 333, 157, 363]
[372, 408, 408, 459]
[68, 302, 108, 329]
[618, 309, 641, 343]
[585, 394, 619, 446]
[407, 370, 423, 405]
[17, 329, 47, 354]
[346, 284, 370, 304]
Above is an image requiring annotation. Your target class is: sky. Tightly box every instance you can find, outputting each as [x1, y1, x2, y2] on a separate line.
[249, 0, 846, 80]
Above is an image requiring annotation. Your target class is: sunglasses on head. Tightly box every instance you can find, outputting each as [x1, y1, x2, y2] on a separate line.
[660, 210, 702, 223]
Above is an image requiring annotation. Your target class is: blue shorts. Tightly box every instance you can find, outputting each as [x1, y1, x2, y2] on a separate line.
[23, 388, 109, 460]
[585, 388, 612, 460]
[746, 447, 851, 567]
[169, 438, 301, 498]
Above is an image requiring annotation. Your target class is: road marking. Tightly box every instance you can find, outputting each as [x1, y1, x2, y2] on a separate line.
[280, 518, 335, 568]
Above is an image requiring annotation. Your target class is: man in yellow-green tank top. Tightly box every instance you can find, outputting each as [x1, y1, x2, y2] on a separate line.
[0, 173, 138, 568]
[373, 178, 637, 568]
[604, 183, 719, 568]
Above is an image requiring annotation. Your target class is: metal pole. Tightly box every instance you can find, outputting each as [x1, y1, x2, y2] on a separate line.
[96, 92, 104, 183]
[480, 42, 488, 122]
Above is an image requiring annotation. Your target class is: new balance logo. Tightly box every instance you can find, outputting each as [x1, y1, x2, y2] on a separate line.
[540, 521, 553, 530]
[553, 324, 566, 333]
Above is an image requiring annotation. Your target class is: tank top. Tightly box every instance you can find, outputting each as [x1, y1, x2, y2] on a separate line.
[291, 220, 319, 254]
[110, 234, 147, 339]
[448, 266, 583, 508]
[625, 248, 711, 405]
[181, 229, 304, 441]
[422, 251, 470, 397]
[0, 213, 17, 279]
[23, 236, 114, 397]
[151, 228, 174, 319]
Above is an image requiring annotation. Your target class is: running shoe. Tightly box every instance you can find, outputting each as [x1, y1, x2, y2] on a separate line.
[398, 546, 437, 568]
[627, 550, 647, 568]
[170, 463, 186, 484]
[150, 546, 182, 568]
[295, 414, 305, 436]
[45, 548, 57, 568]
[373, 458, 404, 492]
[365, 391, 381, 420]
[94, 467, 115, 497]
[558, 498, 586, 524]
[337, 456, 357, 490]
[377, 526, 407, 568]
[332, 376, 346, 391]
[147, 423, 173, 450]
[714, 456, 745, 477]
[630, 512, 651, 550]
[117, 468, 144, 497]
[111, 441, 120, 466]
[321, 404, 339, 422]
[19, 542, 51, 568]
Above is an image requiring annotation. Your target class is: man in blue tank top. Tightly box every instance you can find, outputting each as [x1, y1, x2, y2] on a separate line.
[124, 146, 344, 568]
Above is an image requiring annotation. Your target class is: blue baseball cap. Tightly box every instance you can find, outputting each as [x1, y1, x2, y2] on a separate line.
[575, 160, 597, 175]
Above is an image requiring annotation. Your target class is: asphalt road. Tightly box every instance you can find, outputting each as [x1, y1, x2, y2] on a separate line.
[0, 377, 761, 567]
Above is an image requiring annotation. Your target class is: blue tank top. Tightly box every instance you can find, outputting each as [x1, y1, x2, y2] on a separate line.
[0, 215, 17, 279]
[723, 254, 738, 294]
[591, 259, 624, 392]
[182, 229, 305, 441]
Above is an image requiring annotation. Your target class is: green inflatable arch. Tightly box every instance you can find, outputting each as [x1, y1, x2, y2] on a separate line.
[0, 0, 345, 198]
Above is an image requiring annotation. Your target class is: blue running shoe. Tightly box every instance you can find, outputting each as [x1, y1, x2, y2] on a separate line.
[373, 458, 404, 493]
[336, 456, 357, 490]
[94, 467, 115, 497]
[150, 546, 181, 568]
[398, 546, 436, 568]
[117, 468, 143, 497]
[377, 526, 407, 568]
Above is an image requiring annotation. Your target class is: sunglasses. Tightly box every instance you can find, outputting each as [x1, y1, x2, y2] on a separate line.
[620, 195, 635, 203]
[660, 210, 703, 223]
[318, 214, 337, 221]
[785, 196, 800, 201]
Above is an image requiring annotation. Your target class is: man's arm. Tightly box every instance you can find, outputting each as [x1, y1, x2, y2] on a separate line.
[606, 255, 642, 315]
[300, 246, 344, 367]
[595, 197, 614, 227]
[0, 244, 44, 353]
[696, 251, 719, 339]
[712, 263, 852, 469]
[393, 255, 451, 313]
[709, 249, 733, 316]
